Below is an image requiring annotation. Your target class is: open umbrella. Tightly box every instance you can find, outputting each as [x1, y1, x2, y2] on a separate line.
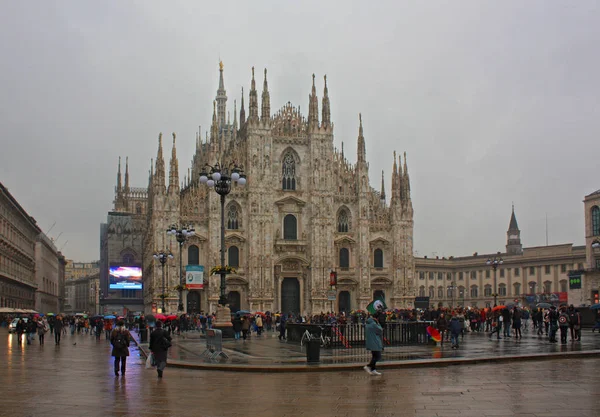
[46, 313, 55, 316]
[492, 305, 506, 312]
[166, 315, 178, 321]
[145, 314, 156, 322]
[155, 314, 167, 321]
[104, 315, 116, 319]
[237, 310, 251, 315]
[590, 303, 600, 310]
[426, 325, 442, 342]
[537, 302, 553, 309]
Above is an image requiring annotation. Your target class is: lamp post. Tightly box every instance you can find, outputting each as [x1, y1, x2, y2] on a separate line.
[199, 162, 246, 328]
[166, 225, 195, 312]
[447, 282, 457, 309]
[153, 249, 173, 313]
[486, 257, 503, 307]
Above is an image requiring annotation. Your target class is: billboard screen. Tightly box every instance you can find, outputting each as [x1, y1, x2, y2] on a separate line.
[109, 266, 142, 290]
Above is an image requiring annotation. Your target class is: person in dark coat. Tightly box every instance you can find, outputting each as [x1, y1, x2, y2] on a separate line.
[232, 316, 242, 340]
[149, 321, 172, 378]
[110, 320, 131, 376]
[54, 316, 63, 345]
[364, 313, 383, 376]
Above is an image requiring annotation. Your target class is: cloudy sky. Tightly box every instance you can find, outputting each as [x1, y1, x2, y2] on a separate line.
[1, 1, 599, 262]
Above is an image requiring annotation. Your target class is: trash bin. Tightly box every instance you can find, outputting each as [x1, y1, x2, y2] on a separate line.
[140, 328, 148, 343]
[306, 338, 320, 363]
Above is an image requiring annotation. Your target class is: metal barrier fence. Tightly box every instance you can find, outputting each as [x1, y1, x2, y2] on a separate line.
[199, 328, 229, 360]
[287, 321, 436, 348]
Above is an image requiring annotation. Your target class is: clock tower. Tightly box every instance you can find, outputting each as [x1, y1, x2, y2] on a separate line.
[506, 205, 523, 255]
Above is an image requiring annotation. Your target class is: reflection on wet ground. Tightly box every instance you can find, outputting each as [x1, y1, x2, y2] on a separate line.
[2, 328, 600, 417]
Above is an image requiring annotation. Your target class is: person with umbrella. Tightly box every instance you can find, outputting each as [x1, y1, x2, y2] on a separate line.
[149, 321, 172, 378]
[54, 315, 63, 345]
[489, 310, 502, 340]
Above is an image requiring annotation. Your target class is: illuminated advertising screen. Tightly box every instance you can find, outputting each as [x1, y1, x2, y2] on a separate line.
[109, 266, 142, 290]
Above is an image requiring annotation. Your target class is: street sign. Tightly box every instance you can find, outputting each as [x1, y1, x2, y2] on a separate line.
[327, 290, 337, 301]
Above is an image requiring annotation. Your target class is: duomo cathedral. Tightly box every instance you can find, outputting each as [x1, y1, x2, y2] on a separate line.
[111, 63, 415, 315]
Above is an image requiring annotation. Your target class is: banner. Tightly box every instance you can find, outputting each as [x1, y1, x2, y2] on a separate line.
[186, 265, 204, 289]
[367, 297, 387, 314]
[524, 292, 568, 305]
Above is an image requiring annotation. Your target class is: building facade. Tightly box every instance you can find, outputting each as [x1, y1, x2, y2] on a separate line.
[34, 234, 61, 313]
[111, 64, 415, 315]
[415, 208, 587, 308]
[574, 189, 600, 306]
[65, 260, 99, 281]
[0, 182, 41, 310]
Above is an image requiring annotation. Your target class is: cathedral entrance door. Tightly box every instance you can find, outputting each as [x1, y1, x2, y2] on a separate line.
[338, 291, 351, 313]
[373, 290, 385, 301]
[187, 291, 200, 313]
[228, 291, 241, 313]
[281, 278, 300, 315]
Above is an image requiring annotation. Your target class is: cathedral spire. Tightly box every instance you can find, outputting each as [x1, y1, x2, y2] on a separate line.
[210, 101, 218, 142]
[391, 151, 399, 202]
[116, 156, 122, 193]
[380, 170, 386, 204]
[168, 133, 179, 192]
[240, 87, 246, 125]
[402, 152, 411, 201]
[248, 67, 259, 122]
[321, 75, 331, 128]
[155, 133, 166, 190]
[308, 74, 319, 130]
[261, 68, 270, 121]
[233, 99, 238, 132]
[506, 205, 523, 254]
[357, 113, 366, 163]
[216, 60, 227, 126]
[124, 156, 130, 192]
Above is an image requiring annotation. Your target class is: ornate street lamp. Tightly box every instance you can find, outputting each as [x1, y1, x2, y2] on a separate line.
[447, 280, 458, 309]
[486, 257, 503, 307]
[166, 225, 195, 312]
[153, 249, 173, 313]
[199, 162, 246, 326]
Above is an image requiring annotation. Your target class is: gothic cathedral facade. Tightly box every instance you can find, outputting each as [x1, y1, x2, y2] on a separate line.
[113, 64, 415, 315]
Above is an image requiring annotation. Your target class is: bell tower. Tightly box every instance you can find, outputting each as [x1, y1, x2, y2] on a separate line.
[506, 205, 523, 255]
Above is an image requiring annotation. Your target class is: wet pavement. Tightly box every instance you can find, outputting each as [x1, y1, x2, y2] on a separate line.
[2, 328, 600, 417]
[133, 326, 600, 369]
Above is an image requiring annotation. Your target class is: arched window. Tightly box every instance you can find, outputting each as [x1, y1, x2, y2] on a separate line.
[227, 204, 240, 230]
[122, 253, 134, 264]
[559, 279, 568, 293]
[459, 286, 466, 299]
[136, 203, 142, 215]
[447, 287, 453, 298]
[528, 281, 537, 294]
[419, 286, 425, 297]
[339, 248, 349, 269]
[188, 245, 199, 265]
[499, 284, 507, 296]
[337, 209, 350, 233]
[543, 280, 552, 293]
[513, 282, 521, 296]
[437, 286, 444, 299]
[484, 285, 492, 297]
[470, 285, 478, 298]
[228, 246, 239, 268]
[283, 214, 297, 240]
[428, 286, 435, 299]
[592, 206, 600, 236]
[282, 152, 296, 190]
[374, 249, 383, 268]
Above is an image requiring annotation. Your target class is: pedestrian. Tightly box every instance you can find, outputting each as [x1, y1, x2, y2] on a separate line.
[278, 314, 286, 340]
[241, 316, 250, 340]
[26, 317, 37, 345]
[567, 305, 580, 342]
[548, 306, 559, 343]
[449, 315, 462, 349]
[16, 318, 26, 346]
[436, 313, 448, 344]
[110, 320, 131, 376]
[489, 311, 502, 340]
[232, 315, 242, 340]
[558, 306, 570, 344]
[363, 312, 383, 376]
[37, 317, 48, 345]
[255, 315, 263, 336]
[54, 316, 63, 345]
[149, 321, 172, 378]
[512, 307, 522, 339]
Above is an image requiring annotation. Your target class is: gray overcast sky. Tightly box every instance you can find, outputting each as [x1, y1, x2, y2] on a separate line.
[1, 1, 599, 262]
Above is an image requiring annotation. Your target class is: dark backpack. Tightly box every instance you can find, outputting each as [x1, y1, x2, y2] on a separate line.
[158, 335, 171, 350]
[558, 312, 569, 327]
[114, 331, 128, 349]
